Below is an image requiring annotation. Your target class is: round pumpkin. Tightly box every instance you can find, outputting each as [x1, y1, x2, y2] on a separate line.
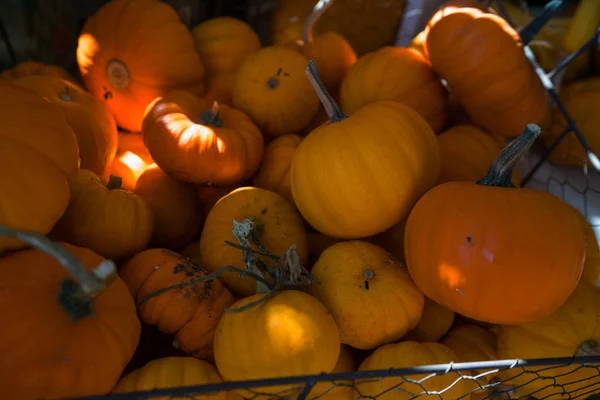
[291, 61, 440, 239]
[340, 46, 448, 133]
[357, 341, 468, 400]
[107, 150, 152, 191]
[214, 290, 340, 398]
[51, 169, 153, 261]
[197, 185, 240, 217]
[120, 249, 235, 360]
[423, 6, 549, 137]
[1, 60, 79, 85]
[15, 75, 118, 176]
[191, 17, 261, 105]
[0, 228, 140, 399]
[309, 344, 355, 400]
[134, 164, 202, 249]
[307, 232, 342, 268]
[77, 0, 205, 132]
[199, 187, 309, 297]
[368, 220, 406, 262]
[180, 239, 201, 263]
[0, 80, 80, 252]
[577, 211, 600, 287]
[404, 296, 455, 343]
[116, 131, 154, 164]
[404, 125, 586, 325]
[232, 45, 320, 136]
[143, 90, 264, 186]
[254, 134, 303, 205]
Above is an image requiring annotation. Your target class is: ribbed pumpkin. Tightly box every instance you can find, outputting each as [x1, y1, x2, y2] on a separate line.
[143, 90, 264, 186]
[110, 131, 154, 190]
[404, 297, 455, 343]
[116, 131, 154, 164]
[1, 60, 79, 85]
[423, 6, 548, 137]
[191, 17, 261, 105]
[311, 241, 424, 350]
[309, 345, 355, 400]
[77, 0, 205, 132]
[0, 80, 80, 252]
[15, 75, 118, 176]
[291, 61, 440, 239]
[340, 46, 448, 133]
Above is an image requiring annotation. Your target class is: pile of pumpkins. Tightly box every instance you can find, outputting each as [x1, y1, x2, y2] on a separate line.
[1, 0, 600, 399]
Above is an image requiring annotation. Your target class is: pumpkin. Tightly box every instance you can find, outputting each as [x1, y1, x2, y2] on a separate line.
[357, 341, 468, 400]
[545, 78, 600, 167]
[254, 134, 302, 205]
[291, 61, 440, 239]
[199, 187, 308, 297]
[0, 227, 140, 398]
[197, 185, 239, 217]
[309, 345, 355, 400]
[191, 17, 261, 105]
[578, 212, 600, 287]
[134, 164, 202, 249]
[214, 290, 340, 398]
[437, 124, 520, 185]
[114, 356, 241, 399]
[404, 125, 586, 325]
[77, 0, 205, 132]
[404, 297, 455, 343]
[340, 46, 448, 133]
[117, 131, 154, 164]
[51, 169, 153, 261]
[496, 282, 600, 399]
[1, 60, 79, 85]
[107, 151, 152, 191]
[307, 232, 342, 268]
[0, 80, 79, 252]
[143, 90, 264, 186]
[232, 45, 320, 136]
[368, 220, 406, 262]
[180, 239, 201, 263]
[15, 75, 118, 176]
[311, 241, 424, 350]
[120, 248, 235, 360]
[423, 6, 548, 137]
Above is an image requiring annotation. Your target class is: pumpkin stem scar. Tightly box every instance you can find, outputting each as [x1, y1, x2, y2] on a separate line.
[106, 175, 123, 190]
[106, 59, 130, 89]
[59, 93, 72, 102]
[305, 60, 347, 123]
[477, 124, 541, 188]
[199, 101, 223, 127]
[59, 279, 95, 320]
[266, 77, 280, 89]
[302, 0, 335, 44]
[575, 340, 600, 356]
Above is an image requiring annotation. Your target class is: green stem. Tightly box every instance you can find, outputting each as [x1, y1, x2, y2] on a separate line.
[302, 0, 335, 44]
[199, 101, 223, 127]
[106, 175, 123, 190]
[305, 60, 347, 123]
[476, 124, 541, 188]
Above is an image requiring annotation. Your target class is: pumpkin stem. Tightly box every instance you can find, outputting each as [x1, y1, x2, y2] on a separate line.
[305, 60, 347, 123]
[106, 175, 123, 190]
[302, 0, 334, 44]
[476, 124, 541, 188]
[575, 340, 600, 356]
[199, 101, 223, 127]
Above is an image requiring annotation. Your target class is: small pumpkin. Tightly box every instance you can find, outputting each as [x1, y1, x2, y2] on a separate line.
[77, 0, 205, 132]
[107, 151, 152, 191]
[214, 290, 340, 398]
[0, 227, 140, 399]
[404, 125, 586, 325]
[232, 45, 320, 136]
[291, 61, 440, 239]
[143, 90, 264, 186]
[309, 345, 355, 400]
[120, 249, 235, 360]
[340, 46, 448, 133]
[254, 134, 303, 205]
[368, 220, 406, 261]
[311, 241, 424, 350]
[403, 296, 455, 343]
[1, 60, 79, 85]
[51, 169, 153, 261]
[180, 239, 202, 263]
[197, 185, 240, 217]
[307, 232, 342, 268]
[116, 131, 154, 164]
[134, 164, 202, 249]
[15, 75, 118, 176]
[191, 17, 261, 105]
[199, 187, 308, 297]
[578, 212, 600, 287]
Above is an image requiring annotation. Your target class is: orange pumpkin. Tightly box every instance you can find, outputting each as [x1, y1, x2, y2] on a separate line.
[232, 45, 320, 136]
[311, 241, 424, 350]
[309, 345, 355, 400]
[116, 131, 154, 164]
[191, 17, 261, 105]
[1, 60, 79, 85]
[578, 212, 600, 287]
[368, 220, 406, 262]
[0, 80, 80, 252]
[143, 90, 264, 186]
[15, 75, 118, 176]
[340, 46, 448, 133]
[107, 151, 152, 191]
[404, 296, 455, 343]
[423, 6, 549, 137]
[134, 164, 202, 249]
[51, 169, 153, 261]
[254, 134, 303, 205]
[0, 228, 140, 399]
[291, 61, 440, 239]
[404, 125, 586, 325]
[199, 187, 308, 297]
[77, 0, 205, 132]
[197, 185, 240, 217]
[307, 232, 342, 268]
[120, 249, 235, 360]
[180, 239, 202, 263]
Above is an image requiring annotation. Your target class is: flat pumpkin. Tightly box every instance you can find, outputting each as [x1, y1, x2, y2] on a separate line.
[15, 75, 118, 176]
[51, 169, 153, 261]
[1, 60, 79, 86]
[77, 0, 205, 132]
[311, 241, 424, 350]
[120, 249, 235, 360]
[404, 125, 586, 325]
[340, 46, 448, 133]
[403, 296, 455, 343]
[143, 90, 264, 186]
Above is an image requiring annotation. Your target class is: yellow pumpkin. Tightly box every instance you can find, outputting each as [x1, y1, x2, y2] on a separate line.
[309, 344, 355, 400]
[404, 296, 455, 343]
